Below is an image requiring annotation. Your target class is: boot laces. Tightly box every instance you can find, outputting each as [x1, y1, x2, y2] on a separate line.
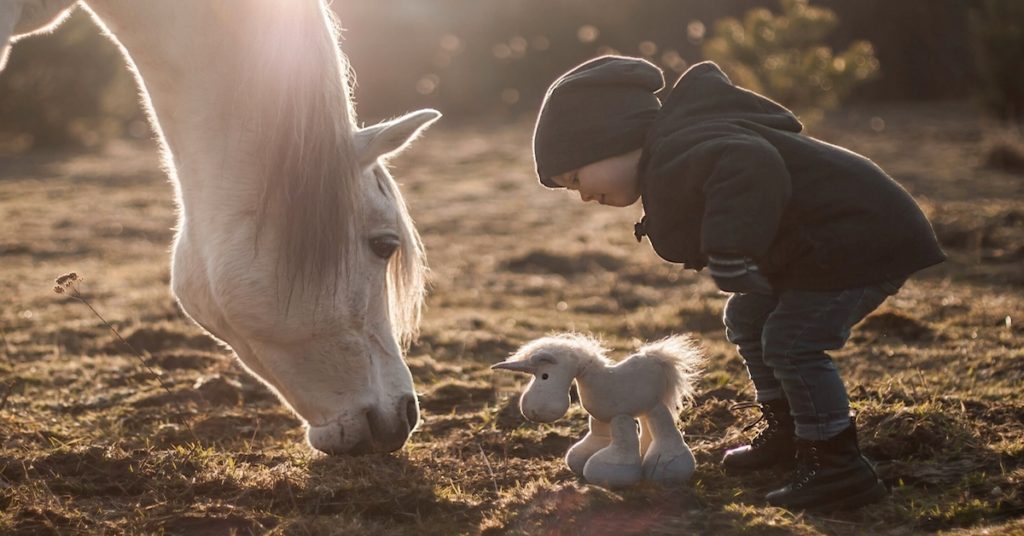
[792, 442, 821, 489]
[730, 402, 784, 447]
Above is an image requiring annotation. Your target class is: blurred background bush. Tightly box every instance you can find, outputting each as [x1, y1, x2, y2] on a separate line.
[702, 0, 880, 124]
[0, 0, 1019, 151]
[0, 10, 142, 151]
[969, 0, 1024, 123]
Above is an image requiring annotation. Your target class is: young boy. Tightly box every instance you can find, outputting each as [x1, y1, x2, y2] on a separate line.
[532, 56, 945, 510]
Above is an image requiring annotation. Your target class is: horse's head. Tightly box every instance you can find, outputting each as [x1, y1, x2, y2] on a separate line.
[171, 110, 439, 455]
[3, 0, 440, 455]
[494, 334, 608, 422]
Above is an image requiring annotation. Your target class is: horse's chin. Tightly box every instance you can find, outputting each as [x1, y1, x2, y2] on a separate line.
[307, 420, 365, 455]
[307, 419, 407, 456]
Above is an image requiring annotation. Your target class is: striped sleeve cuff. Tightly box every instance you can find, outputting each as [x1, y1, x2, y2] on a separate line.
[708, 256, 754, 278]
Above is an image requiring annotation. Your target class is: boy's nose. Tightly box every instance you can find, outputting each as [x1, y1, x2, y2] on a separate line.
[580, 192, 596, 202]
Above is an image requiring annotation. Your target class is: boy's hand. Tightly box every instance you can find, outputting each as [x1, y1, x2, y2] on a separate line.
[708, 255, 774, 295]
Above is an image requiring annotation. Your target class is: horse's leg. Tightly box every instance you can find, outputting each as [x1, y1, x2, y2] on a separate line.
[565, 416, 612, 476]
[639, 415, 653, 456]
[581, 414, 643, 488]
[640, 403, 696, 483]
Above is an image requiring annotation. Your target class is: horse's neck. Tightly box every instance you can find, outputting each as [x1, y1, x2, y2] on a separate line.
[83, 2, 298, 230]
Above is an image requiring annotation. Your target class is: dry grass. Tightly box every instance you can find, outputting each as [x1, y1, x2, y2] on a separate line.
[0, 103, 1021, 534]
[982, 127, 1024, 175]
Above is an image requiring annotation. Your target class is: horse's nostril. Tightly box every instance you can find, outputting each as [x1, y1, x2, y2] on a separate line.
[359, 398, 418, 453]
[403, 395, 419, 431]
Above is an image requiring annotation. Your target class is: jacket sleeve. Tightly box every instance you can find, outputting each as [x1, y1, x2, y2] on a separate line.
[691, 135, 792, 259]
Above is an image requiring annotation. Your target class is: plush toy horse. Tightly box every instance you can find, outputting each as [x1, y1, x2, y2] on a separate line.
[492, 333, 702, 488]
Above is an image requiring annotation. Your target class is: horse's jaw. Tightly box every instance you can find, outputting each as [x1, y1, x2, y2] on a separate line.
[170, 235, 419, 455]
[184, 313, 419, 455]
[243, 338, 418, 455]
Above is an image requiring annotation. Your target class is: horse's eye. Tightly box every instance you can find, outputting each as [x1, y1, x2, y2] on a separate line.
[541, 373, 549, 380]
[369, 236, 399, 259]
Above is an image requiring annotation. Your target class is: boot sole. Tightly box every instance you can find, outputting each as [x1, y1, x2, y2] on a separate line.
[722, 459, 795, 475]
[770, 479, 888, 511]
[824, 480, 888, 511]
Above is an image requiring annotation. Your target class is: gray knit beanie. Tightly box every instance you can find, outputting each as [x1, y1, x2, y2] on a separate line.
[533, 55, 665, 188]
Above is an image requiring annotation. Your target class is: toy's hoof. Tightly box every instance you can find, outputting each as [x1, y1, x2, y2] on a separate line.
[642, 452, 696, 483]
[583, 460, 643, 489]
[566, 437, 611, 476]
[566, 450, 588, 477]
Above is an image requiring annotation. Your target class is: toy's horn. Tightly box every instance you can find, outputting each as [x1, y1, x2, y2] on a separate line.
[490, 359, 535, 373]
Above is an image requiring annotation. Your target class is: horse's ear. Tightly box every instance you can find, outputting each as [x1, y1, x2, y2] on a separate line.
[355, 109, 441, 167]
[0, 0, 77, 71]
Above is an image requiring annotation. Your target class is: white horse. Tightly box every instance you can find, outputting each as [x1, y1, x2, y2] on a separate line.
[0, 1, 440, 455]
[493, 334, 702, 488]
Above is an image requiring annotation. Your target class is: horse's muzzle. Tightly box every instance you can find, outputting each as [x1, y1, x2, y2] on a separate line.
[307, 394, 419, 455]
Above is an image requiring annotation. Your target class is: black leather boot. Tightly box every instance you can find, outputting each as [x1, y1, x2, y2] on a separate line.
[721, 398, 796, 473]
[766, 420, 887, 510]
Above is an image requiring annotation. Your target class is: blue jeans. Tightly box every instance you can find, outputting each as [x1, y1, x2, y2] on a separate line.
[723, 279, 903, 440]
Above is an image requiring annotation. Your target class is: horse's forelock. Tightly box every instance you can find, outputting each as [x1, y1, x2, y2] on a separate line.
[243, 0, 361, 294]
[378, 167, 426, 347]
[238, 1, 425, 344]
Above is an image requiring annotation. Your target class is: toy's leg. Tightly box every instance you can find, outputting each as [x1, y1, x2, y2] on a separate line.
[641, 403, 696, 483]
[582, 414, 643, 488]
[566, 416, 612, 476]
[639, 416, 653, 456]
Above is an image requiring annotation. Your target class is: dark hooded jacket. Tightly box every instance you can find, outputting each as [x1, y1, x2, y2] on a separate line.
[635, 62, 945, 291]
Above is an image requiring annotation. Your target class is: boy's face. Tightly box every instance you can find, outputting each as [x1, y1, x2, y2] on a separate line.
[549, 149, 642, 207]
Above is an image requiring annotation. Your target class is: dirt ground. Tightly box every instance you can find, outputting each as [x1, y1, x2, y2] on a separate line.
[0, 102, 1021, 535]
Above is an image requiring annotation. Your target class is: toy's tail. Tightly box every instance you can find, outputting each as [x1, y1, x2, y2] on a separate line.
[637, 335, 704, 411]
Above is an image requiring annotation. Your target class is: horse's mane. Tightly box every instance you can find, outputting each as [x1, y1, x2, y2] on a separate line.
[241, 1, 360, 292]
[636, 335, 704, 411]
[232, 2, 426, 343]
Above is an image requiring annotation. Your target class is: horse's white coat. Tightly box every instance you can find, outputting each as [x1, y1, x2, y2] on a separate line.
[1, 0, 439, 454]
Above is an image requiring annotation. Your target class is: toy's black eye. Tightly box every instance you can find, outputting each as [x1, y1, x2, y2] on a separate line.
[541, 373, 549, 380]
[369, 235, 399, 259]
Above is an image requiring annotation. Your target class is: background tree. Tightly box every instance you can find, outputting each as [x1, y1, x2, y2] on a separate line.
[701, 0, 879, 124]
[0, 1, 984, 150]
[0, 10, 141, 150]
[969, 0, 1024, 123]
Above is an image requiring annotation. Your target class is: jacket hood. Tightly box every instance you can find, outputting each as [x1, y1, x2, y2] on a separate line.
[653, 61, 803, 135]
